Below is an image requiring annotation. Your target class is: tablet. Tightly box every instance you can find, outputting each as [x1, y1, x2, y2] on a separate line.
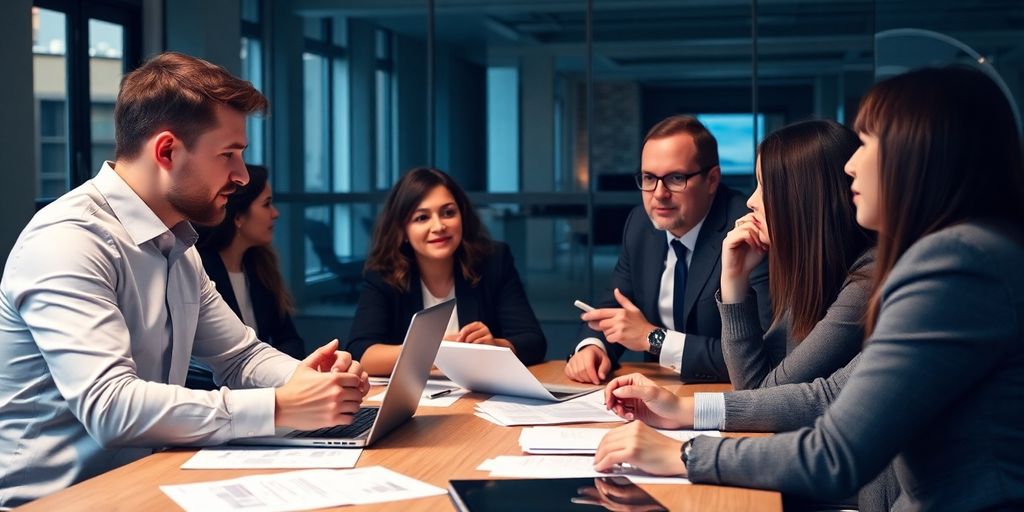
[448, 477, 668, 512]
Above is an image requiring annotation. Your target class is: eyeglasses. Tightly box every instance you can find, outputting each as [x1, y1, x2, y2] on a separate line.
[634, 169, 708, 192]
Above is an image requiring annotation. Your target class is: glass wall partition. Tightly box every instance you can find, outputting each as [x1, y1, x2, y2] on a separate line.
[274, 0, 1024, 359]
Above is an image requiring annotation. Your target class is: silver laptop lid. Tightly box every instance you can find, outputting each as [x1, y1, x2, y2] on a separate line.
[363, 298, 455, 445]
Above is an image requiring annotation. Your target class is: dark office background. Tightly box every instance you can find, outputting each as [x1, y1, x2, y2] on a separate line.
[3, 0, 1022, 360]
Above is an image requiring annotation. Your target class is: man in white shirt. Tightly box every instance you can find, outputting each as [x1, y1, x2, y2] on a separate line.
[0, 52, 368, 507]
[565, 115, 772, 384]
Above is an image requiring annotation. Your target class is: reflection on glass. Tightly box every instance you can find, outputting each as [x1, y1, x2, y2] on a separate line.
[487, 67, 519, 192]
[241, 36, 265, 164]
[303, 204, 374, 308]
[332, 57, 350, 192]
[695, 114, 764, 175]
[303, 52, 328, 192]
[375, 67, 395, 190]
[303, 17, 326, 41]
[241, 0, 260, 24]
[89, 18, 123, 175]
[304, 206, 330, 277]
[33, 7, 69, 198]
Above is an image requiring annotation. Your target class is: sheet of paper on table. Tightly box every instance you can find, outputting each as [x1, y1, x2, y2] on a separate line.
[180, 447, 362, 470]
[474, 389, 623, 426]
[517, 426, 721, 454]
[160, 466, 446, 512]
[477, 455, 690, 485]
[367, 379, 468, 407]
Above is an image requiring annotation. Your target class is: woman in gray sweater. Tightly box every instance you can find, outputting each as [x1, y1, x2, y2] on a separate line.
[719, 120, 872, 391]
[594, 66, 1024, 511]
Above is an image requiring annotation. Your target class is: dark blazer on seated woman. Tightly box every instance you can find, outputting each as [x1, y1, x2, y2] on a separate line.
[346, 241, 546, 366]
[198, 247, 305, 360]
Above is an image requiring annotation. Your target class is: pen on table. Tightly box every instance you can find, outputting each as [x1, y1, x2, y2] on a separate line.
[426, 388, 456, 399]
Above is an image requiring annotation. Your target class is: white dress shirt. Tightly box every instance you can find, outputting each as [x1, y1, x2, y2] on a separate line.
[0, 163, 298, 507]
[576, 217, 706, 373]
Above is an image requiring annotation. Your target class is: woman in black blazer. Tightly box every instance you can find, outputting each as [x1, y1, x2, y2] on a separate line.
[186, 165, 304, 389]
[346, 167, 546, 376]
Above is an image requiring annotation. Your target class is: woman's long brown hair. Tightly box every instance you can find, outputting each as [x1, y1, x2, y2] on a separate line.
[197, 164, 295, 316]
[759, 120, 872, 342]
[366, 167, 493, 292]
[853, 67, 1024, 335]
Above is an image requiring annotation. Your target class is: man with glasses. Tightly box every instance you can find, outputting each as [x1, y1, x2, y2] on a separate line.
[565, 115, 771, 384]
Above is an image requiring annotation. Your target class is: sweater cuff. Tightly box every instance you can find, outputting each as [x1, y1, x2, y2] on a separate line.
[716, 289, 763, 343]
[684, 435, 726, 484]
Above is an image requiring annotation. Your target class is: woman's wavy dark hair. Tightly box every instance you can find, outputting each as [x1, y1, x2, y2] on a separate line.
[366, 167, 493, 292]
[853, 66, 1024, 335]
[759, 119, 873, 342]
[197, 164, 295, 315]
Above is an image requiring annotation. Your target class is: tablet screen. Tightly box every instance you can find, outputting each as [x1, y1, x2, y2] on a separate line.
[448, 477, 668, 512]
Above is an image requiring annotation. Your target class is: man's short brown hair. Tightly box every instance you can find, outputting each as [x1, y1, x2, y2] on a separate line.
[114, 51, 268, 160]
[643, 115, 720, 171]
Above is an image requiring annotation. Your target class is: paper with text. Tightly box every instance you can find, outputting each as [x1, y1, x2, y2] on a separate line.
[477, 455, 690, 485]
[474, 390, 623, 426]
[181, 447, 362, 470]
[160, 466, 446, 512]
[518, 426, 720, 454]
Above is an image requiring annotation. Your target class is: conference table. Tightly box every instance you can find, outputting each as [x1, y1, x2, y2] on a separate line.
[18, 362, 781, 511]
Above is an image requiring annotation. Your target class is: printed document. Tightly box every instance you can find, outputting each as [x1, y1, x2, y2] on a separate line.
[477, 455, 690, 485]
[160, 466, 446, 512]
[518, 426, 720, 454]
[475, 390, 623, 426]
[181, 447, 362, 469]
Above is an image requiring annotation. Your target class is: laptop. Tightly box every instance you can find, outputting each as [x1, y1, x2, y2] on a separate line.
[434, 342, 598, 402]
[233, 299, 456, 448]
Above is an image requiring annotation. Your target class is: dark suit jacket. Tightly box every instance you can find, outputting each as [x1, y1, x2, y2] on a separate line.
[197, 248, 305, 359]
[346, 242, 547, 366]
[579, 185, 772, 382]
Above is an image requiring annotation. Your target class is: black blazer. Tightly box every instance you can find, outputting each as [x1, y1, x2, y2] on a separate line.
[346, 242, 547, 366]
[198, 248, 305, 360]
[579, 185, 773, 382]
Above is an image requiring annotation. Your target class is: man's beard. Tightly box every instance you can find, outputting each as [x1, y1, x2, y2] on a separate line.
[648, 208, 686, 233]
[167, 161, 232, 226]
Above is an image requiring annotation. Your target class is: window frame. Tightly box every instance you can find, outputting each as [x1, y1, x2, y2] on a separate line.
[33, 0, 141, 201]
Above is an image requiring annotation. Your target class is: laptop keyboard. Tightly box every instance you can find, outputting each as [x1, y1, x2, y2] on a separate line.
[287, 408, 379, 439]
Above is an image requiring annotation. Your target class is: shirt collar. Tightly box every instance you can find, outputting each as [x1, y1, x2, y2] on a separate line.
[664, 214, 707, 253]
[92, 162, 198, 249]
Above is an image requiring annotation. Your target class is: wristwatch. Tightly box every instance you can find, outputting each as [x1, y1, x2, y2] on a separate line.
[647, 327, 666, 356]
[680, 438, 694, 467]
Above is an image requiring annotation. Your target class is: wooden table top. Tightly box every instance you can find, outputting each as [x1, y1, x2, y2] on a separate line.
[17, 362, 780, 512]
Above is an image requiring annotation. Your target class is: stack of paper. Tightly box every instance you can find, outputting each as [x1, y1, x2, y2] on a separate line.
[161, 466, 446, 512]
[517, 426, 720, 454]
[474, 391, 623, 426]
[477, 455, 690, 484]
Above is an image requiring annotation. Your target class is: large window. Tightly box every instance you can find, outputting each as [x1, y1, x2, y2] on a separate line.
[31, 0, 139, 203]
[241, 0, 265, 165]
[301, 18, 352, 279]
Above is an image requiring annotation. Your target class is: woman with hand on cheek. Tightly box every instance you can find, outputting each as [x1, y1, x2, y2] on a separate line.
[720, 119, 872, 391]
[345, 167, 546, 376]
[594, 66, 1024, 511]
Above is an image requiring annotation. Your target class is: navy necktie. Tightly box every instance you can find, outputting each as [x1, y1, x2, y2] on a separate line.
[670, 240, 688, 331]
